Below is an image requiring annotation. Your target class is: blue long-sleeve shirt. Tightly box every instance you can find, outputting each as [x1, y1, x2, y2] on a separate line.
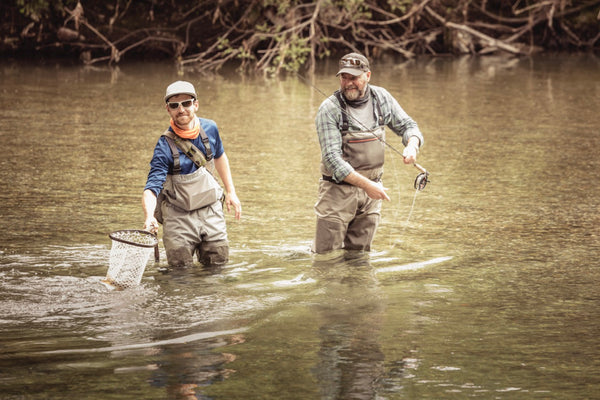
[316, 84, 424, 182]
[144, 117, 225, 197]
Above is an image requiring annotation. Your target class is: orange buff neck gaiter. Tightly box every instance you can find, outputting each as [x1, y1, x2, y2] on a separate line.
[170, 118, 200, 139]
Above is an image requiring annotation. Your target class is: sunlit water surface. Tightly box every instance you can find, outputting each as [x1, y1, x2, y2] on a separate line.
[0, 54, 599, 399]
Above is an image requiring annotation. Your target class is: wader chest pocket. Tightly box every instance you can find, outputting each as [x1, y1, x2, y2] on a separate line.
[164, 167, 222, 211]
[343, 133, 385, 171]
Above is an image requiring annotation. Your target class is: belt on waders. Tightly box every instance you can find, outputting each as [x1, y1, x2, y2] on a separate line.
[321, 175, 381, 185]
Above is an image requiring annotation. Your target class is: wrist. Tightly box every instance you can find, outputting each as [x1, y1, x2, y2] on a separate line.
[408, 137, 420, 149]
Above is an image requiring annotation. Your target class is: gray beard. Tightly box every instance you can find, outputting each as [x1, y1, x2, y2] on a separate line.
[342, 86, 366, 101]
[343, 85, 370, 107]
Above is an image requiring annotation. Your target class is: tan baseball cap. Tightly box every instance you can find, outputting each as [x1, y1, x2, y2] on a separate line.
[336, 53, 370, 76]
[164, 81, 197, 102]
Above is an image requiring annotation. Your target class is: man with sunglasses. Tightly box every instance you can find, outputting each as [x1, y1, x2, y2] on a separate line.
[313, 53, 424, 254]
[142, 80, 242, 269]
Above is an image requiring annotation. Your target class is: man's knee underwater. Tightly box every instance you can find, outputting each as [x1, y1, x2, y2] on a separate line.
[197, 240, 229, 267]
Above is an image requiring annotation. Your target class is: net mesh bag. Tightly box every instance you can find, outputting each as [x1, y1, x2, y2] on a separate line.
[102, 230, 158, 289]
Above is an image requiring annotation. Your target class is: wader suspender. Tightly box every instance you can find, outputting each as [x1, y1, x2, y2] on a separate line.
[162, 127, 214, 175]
[334, 89, 384, 131]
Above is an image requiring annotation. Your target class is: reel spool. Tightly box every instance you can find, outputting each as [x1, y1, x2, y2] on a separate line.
[411, 162, 430, 191]
[414, 172, 429, 191]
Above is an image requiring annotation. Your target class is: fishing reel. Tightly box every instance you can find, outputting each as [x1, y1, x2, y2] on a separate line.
[414, 171, 430, 191]
[412, 163, 430, 191]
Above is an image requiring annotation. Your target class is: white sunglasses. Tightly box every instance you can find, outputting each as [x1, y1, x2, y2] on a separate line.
[167, 99, 196, 109]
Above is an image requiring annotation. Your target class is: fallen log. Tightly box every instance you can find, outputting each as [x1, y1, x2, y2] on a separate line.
[425, 6, 525, 55]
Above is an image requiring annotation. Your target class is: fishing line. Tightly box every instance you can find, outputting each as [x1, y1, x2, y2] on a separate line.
[296, 72, 430, 191]
[386, 147, 421, 248]
[405, 187, 420, 224]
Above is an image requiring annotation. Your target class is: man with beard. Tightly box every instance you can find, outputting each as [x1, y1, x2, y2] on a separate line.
[142, 81, 242, 269]
[312, 53, 424, 254]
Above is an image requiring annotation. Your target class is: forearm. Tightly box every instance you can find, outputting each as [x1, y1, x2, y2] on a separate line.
[407, 136, 420, 147]
[343, 171, 372, 188]
[142, 189, 157, 220]
[318, 129, 354, 183]
[316, 100, 355, 182]
[406, 135, 421, 153]
[214, 154, 236, 195]
[343, 171, 390, 201]
[214, 153, 242, 219]
[376, 86, 424, 147]
[322, 150, 354, 182]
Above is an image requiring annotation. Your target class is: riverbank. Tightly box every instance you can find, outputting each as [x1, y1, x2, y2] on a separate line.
[2, 0, 599, 76]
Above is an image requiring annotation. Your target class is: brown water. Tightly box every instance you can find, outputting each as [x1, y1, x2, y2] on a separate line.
[0, 54, 599, 399]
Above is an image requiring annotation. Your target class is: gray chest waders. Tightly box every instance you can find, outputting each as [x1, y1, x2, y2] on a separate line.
[154, 128, 222, 224]
[322, 89, 386, 181]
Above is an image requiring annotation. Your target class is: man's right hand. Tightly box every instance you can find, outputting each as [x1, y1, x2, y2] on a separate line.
[364, 180, 390, 201]
[142, 189, 159, 233]
[143, 217, 159, 234]
[344, 171, 390, 201]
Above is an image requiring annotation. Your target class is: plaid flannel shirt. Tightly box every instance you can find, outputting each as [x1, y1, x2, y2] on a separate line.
[315, 84, 424, 183]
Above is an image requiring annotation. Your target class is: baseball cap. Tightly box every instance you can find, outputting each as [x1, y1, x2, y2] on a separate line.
[164, 81, 197, 102]
[336, 53, 370, 76]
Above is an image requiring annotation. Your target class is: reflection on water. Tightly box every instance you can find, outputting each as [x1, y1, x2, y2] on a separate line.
[311, 252, 385, 400]
[0, 54, 599, 399]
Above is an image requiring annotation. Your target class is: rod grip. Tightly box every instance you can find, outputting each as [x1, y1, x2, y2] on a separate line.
[413, 162, 428, 174]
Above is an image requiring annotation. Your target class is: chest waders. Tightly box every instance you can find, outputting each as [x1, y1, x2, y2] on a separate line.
[155, 127, 228, 269]
[313, 89, 386, 254]
[321, 89, 386, 182]
[155, 128, 223, 221]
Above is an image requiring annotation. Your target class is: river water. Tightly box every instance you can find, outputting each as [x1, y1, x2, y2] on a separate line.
[0, 54, 599, 399]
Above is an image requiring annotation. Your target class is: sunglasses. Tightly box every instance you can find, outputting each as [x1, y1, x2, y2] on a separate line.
[167, 99, 196, 109]
[339, 57, 368, 71]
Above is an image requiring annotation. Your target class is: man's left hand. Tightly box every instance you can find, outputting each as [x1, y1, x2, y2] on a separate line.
[225, 192, 242, 220]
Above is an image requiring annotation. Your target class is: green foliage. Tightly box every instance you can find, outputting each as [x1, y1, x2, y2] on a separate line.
[386, 0, 412, 13]
[336, 0, 370, 17]
[236, 45, 255, 60]
[267, 33, 311, 75]
[16, 0, 51, 21]
[255, 22, 270, 33]
[261, 0, 295, 15]
[15, 0, 78, 21]
[217, 37, 230, 52]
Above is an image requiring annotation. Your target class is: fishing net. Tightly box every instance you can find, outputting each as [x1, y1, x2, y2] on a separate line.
[102, 230, 158, 290]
